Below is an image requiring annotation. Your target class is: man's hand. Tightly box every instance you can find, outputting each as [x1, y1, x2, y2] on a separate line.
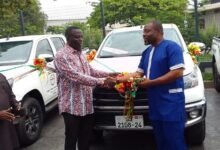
[103, 77, 116, 88]
[0, 108, 15, 122]
[137, 78, 149, 88]
[108, 72, 120, 77]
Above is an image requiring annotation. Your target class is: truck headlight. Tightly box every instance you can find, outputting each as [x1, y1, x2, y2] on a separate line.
[184, 66, 199, 89]
[189, 110, 200, 119]
[7, 78, 14, 87]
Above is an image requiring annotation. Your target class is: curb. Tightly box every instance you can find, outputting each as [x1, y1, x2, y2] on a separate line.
[204, 80, 214, 88]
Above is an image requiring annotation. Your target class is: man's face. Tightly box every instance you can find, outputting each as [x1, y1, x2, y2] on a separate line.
[68, 29, 83, 51]
[143, 23, 158, 45]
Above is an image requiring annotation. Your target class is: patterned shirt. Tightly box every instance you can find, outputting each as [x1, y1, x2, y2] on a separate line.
[54, 44, 109, 116]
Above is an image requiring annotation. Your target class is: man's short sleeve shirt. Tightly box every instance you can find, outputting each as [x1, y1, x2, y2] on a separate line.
[138, 40, 186, 121]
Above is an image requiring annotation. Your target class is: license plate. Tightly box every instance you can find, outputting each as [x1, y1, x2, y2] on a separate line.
[115, 115, 144, 128]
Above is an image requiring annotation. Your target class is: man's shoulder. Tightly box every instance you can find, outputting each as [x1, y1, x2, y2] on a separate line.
[55, 46, 68, 57]
[164, 40, 180, 47]
[163, 40, 181, 50]
[0, 73, 7, 82]
[164, 39, 178, 45]
[142, 45, 152, 54]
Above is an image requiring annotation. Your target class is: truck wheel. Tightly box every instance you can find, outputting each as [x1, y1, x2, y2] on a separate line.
[213, 62, 220, 92]
[17, 97, 44, 146]
[185, 120, 206, 145]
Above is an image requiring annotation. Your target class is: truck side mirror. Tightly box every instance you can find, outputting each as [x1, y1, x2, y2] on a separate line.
[38, 54, 54, 62]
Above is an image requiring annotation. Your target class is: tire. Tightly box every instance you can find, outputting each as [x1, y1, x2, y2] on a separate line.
[185, 120, 206, 145]
[213, 62, 220, 92]
[17, 97, 44, 146]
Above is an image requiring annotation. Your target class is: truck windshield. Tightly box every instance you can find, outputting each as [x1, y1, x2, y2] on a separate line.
[0, 41, 33, 65]
[98, 28, 182, 58]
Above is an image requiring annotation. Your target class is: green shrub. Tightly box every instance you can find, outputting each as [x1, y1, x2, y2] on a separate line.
[200, 24, 220, 48]
[198, 54, 212, 62]
[202, 72, 213, 81]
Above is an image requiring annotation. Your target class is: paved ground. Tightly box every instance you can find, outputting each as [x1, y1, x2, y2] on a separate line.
[23, 88, 220, 150]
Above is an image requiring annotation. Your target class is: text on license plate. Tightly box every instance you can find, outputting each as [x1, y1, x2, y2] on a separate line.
[115, 115, 144, 128]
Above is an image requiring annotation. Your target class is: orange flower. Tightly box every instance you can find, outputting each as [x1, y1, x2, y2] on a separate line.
[188, 43, 201, 64]
[114, 72, 144, 120]
[31, 58, 46, 75]
[115, 83, 125, 93]
[194, 49, 201, 56]
[86, 49, 97, 62]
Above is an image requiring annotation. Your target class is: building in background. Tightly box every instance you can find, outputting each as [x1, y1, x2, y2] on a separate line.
[210, 0, 220, 3]
[198, 1, 220, 30]
[39, 0, 97, 27]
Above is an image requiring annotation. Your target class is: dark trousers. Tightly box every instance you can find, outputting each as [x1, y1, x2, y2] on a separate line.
[62, 113, 94, 150]
[151, 120, 187, 150]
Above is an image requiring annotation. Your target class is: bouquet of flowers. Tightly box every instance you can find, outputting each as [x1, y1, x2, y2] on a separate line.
[30, 58, 47, 76]
[188, 43, 202, 64]
[115, 72, 143, 120]
[86, 49, 96, 62]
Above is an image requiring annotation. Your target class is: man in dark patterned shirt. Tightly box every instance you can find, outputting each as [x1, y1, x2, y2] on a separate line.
[54, 26, 116, 150]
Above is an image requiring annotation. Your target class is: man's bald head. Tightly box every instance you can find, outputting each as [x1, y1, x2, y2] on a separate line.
[143, 20, 164, 46]
[146, 20, 163, 35]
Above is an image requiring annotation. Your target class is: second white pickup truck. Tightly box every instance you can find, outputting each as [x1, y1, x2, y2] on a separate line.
[211, 37, 220, 92]
[0, 34, 66, 145]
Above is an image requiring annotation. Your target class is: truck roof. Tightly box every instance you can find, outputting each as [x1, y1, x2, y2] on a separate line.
[0, 34, 65, 42]
[109, 24, 178, 34]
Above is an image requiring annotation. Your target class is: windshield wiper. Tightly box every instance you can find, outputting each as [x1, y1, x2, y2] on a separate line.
[99, 53, 141, 58]
[99, 56, 115, 58]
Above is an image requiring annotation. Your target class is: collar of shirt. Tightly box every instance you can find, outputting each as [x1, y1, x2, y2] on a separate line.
[65, 44, 81, 55]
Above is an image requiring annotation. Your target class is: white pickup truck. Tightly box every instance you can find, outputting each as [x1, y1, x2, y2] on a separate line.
[0, 35, 65, 145]
[211, 37, 220, 92]
[90, 24, 206, 145]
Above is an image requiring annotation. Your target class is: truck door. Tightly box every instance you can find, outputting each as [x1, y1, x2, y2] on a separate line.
[35, 39, 58, 104]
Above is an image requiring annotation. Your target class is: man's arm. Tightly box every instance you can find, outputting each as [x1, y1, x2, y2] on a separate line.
[88, 64, 110, 78]
[116, 71, 144, 83]
[138, 68, 184, 88]
[54, 54, 107, 86]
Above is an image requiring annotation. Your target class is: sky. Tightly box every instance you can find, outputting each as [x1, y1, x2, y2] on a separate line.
[39, 0, 99, 20]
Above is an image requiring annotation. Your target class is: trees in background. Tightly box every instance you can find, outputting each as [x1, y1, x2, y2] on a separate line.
[87, 0, 196, 42]
[88, 0, 187, 28]
[47, 22, 102, 50]
[0, 0, 46, 38]
[200, 25, 220, 48]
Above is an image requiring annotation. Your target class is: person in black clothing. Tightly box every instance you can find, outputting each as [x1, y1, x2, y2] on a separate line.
[0, 73, 20, 150]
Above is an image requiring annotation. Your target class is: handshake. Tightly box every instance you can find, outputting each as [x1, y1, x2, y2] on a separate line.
[101, 72, 147, 89]
[102, 73, 119, 88]
[101, 72, 145, 88]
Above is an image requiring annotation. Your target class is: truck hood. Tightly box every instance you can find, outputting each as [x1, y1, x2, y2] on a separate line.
[90, 52, 194, 75]
[0, 65, 33, 80]
[90, 53, 204, 104]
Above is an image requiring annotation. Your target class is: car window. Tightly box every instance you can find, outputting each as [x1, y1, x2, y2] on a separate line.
[98, 28, 183, 58]
[99, 30, 146, 58]
[0, 41, 33, 65]
[164, 28, 182, 48]
[36, 39, 54, 57]
[50, 37, 65, 51]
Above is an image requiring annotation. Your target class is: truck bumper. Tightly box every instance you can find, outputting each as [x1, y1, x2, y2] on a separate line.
[94, 98, 206, 130]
